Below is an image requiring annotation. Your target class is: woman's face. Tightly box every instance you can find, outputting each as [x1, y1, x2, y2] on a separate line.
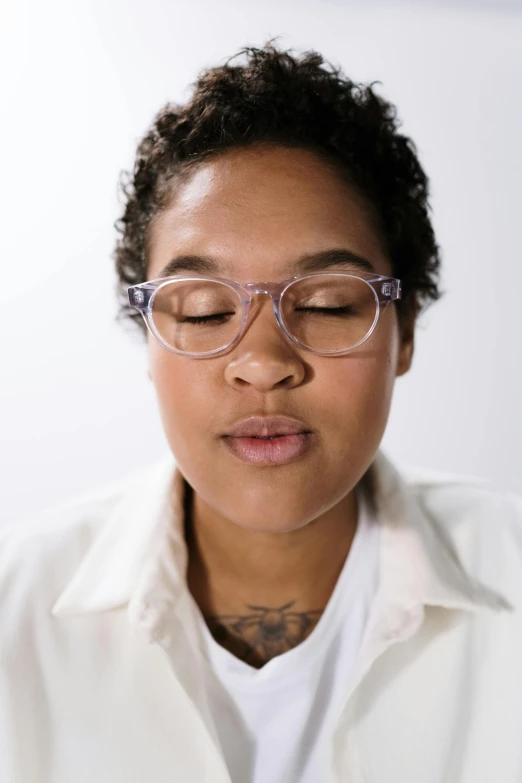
[146, 145, 414, 533]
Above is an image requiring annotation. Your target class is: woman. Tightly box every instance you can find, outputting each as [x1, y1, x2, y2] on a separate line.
[1, 43, 521, 783]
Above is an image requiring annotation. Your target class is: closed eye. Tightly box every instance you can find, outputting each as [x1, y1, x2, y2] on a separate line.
[181, 312, 235, 324]
[295, 306, 354, 314]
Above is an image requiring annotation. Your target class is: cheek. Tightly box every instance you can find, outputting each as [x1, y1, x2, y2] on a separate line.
[315, 357, 394, 471]
[148, 345, 208, 442]
[312, 325, 398, 486]
[320, 320, 399, 423]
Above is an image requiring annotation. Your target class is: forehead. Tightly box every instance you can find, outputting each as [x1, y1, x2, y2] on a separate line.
[147, 145, 392, 281]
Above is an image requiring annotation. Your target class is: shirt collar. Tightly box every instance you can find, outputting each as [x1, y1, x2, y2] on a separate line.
[50, 449, 513, 631]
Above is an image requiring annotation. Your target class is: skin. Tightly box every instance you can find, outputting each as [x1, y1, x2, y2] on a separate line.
[146, 144, 415, 667]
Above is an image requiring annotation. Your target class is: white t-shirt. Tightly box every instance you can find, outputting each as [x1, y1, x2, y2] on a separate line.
[187, 484, 380, 783]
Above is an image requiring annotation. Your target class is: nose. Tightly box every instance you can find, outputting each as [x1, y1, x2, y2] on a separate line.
[224, 296, 306, 392]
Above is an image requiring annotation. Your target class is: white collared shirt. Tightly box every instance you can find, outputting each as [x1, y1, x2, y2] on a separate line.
[1, 450, 521, 783]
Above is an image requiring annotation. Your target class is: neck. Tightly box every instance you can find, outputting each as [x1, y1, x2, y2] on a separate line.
[183, 480, 360, 667]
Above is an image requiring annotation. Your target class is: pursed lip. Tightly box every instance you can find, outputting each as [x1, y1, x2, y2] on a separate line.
[222, 415, 314, 439]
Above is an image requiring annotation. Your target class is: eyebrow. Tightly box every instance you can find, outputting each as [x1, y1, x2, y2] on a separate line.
[156, 248, 377, 279]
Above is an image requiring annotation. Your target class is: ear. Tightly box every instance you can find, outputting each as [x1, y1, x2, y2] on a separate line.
[396, 304, 416, 378]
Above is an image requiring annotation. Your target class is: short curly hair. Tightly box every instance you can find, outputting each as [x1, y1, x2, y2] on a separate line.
[113, 41, 442, 338]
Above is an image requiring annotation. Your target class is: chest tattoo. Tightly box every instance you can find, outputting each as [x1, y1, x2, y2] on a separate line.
[204, 600, 323, 668]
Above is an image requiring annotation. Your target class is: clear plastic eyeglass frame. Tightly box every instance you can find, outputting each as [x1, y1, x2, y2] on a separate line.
[127, 271, 402, 358]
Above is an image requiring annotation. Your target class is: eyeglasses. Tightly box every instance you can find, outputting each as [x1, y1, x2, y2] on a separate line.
[127, 271, 402, 358]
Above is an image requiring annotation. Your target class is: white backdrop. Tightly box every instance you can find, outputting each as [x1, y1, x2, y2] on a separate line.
[1, 0, 521, 526]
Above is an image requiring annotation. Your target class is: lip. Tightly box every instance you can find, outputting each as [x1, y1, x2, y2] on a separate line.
[223, 415, 313, 438]
[221, 415, 315, 466]
[222, 433, 313, 466]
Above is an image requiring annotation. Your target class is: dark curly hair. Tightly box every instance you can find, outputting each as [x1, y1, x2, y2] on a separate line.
[113, 41, 442, 338]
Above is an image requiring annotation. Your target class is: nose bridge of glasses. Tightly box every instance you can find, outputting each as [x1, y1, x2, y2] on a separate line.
[243, 281, 284, 299]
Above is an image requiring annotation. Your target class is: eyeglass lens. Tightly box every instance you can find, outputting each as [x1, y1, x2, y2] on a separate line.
[150, 275, 378, 354]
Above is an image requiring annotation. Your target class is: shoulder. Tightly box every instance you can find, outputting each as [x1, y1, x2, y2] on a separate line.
[400, 461, 522, 530]
[398, 461, 522, 601]
[0, 474, 132, 661]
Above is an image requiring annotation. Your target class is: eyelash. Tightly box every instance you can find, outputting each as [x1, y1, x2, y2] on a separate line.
[181, 306, 354, 325]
